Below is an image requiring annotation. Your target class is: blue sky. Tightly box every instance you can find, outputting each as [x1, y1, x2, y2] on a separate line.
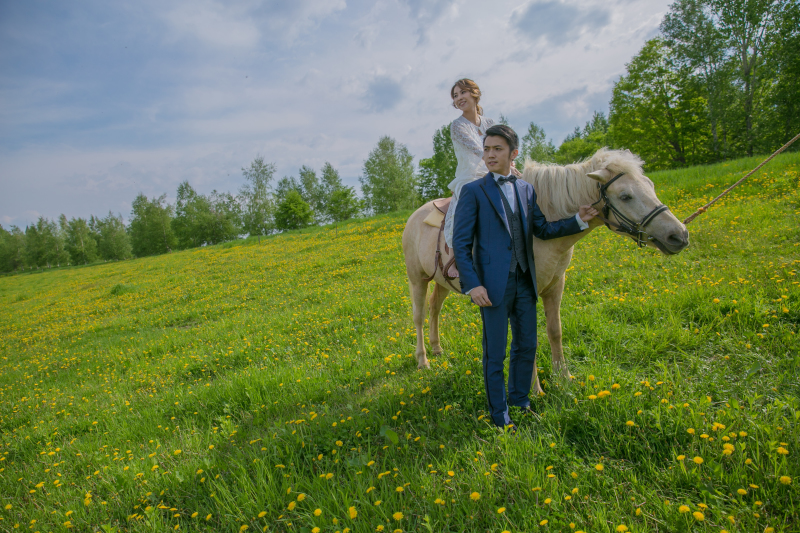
[0, 0, 669, 226]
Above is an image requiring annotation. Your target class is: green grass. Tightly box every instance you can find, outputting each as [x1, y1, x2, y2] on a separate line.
[1, 153, 798, 533]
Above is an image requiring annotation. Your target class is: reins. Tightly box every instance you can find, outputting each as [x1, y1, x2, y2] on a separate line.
[682, 132, 800, 225]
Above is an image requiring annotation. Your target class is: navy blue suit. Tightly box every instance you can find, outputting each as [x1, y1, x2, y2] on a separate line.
[453, 172, 583, 427]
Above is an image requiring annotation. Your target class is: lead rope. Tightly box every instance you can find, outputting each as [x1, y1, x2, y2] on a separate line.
[682, 132, 800, 225]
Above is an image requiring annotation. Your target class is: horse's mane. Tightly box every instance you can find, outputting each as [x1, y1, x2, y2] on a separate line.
[521, 148, 645, 220]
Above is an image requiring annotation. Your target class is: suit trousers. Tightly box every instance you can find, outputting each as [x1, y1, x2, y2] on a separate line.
[480, 265, 538, 427]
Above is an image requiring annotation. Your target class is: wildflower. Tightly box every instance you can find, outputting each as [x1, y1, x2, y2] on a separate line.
[206, 514, 212, 520]
[374, 501, 381, 506]
[470, 492, 480, 501]
[258, 511, 267, 518]
[626, 421, 634, 426]
[676, 455, 685, 461]
[396, 487, 404, 493]
[240, 526, 249, 532]
[297, 494, 306, 501]
[392, 512, 403, 521]
[692, 456, 703, 465]
[447, 471, 454, 477]
[287, 502, 296, 511]
[544, 498, 552, 504]
[312, 528, 320, 533]
[687, 428, 695, 435]
[777, 447, 788, 455]
[595, 464, 604, 471]
[692, 511, 705, 521]
[780, 476, 792, 485]
[737, 489, 747, 495]
[314, 509, 322, 517]
[497, 507, 506, 514]
[616, 526, 629, 532]
[376, 527, 384, 532]
[174, 449, 181, 455]
[540, 519, 549, 525]
[679, 505, 690, 513]
[191, 512, 199, 518]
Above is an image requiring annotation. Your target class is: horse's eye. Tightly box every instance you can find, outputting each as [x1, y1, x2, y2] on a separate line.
[620, 194, 632, 201]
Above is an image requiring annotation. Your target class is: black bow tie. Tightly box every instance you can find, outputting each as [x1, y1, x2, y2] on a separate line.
[497, 175, 517, 186]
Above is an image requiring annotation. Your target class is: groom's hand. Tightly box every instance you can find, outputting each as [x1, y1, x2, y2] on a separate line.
[470, 286, 492, 307]
[578, 205, 599, 222]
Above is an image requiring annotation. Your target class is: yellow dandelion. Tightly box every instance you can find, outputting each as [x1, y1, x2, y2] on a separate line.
[626, 421, 634, 426]
[692, 511, 705, 521]
[693, 456, 703, 465]
[678, 505, 690, 513]
[395, 487, 404, 492]
[737, 489, 747, 495]
[470, 492, 480, 501]
[616, 526, 629, 532]
[497, 507, 506, 514]
[314, 509, 322, 517]
[540, 519, 549, 526]
[544, 498, 552, 504]
[258, 511, 267, 518]
[780, 476, 792, 485]
[191, 512, 199, 518]
[287, 502, 296, 511]
[595, 464, 604, 471]
[349, 506, 357, 519]
[312, 528, 320, 533]
[676, 455, 685, 461]
[392, 512, 403, 521]
[297, 494, 306, 501]
[239, 526, 249, 532]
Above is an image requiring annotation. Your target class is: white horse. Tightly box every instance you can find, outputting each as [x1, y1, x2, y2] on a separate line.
[402, 148, 690, 395]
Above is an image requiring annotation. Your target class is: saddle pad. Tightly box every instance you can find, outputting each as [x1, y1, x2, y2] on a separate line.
[423, 208, 444, 227]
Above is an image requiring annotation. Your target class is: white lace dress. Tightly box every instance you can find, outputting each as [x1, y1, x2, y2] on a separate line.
[444, 115, 496, 247]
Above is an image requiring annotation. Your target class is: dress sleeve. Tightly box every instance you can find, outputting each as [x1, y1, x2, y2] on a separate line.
[450, 119, 484, 158]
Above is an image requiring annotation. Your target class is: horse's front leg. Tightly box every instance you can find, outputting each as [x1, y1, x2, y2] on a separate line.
[408, 277, 430, 369]
[542, 274, 571, 381]
[429, 282, 450, 356]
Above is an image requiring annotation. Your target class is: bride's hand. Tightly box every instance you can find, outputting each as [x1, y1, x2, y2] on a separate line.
[510, 163, 522, 178]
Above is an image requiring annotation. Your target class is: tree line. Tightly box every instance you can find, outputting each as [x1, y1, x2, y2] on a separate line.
[0, 146, 418, 272]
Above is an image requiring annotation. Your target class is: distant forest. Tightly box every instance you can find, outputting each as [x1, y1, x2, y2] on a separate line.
[2, 0, 798, 273]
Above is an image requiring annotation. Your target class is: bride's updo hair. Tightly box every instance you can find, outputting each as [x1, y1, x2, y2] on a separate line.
[451, 78, 483, 116]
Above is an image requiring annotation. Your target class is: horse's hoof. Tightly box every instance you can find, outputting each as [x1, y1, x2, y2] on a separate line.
[417, 360, 431, 370]
[431, 346, 443, 356]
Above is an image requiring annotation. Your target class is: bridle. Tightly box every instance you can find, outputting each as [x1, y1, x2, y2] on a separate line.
[591, 172, 671, 248]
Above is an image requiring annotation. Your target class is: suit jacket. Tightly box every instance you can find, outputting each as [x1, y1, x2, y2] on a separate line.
[452, 172, 583, 305]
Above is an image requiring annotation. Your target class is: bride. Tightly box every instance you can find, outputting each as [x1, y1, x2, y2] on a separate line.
[444, 79, 518, 247]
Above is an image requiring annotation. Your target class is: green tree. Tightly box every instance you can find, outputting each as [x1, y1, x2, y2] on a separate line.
[240, 156, 276, 237]
[274, 176, 303, 206]
[661, 0, 731, 158]
[762, 0, 800, 149]
[319, 162, 361, 223]
[710, 0, 789, 156]
[609, 38, 712, 169]
[298, 165, 325, 224]
[360, 136, 417, 215]
[129, 194, 176, 257]
[59, 215, 98, 265]
[24, 217, 68, 268]
[206, 190, 242, 244]
[0, 225, 25, 272]
[91, 212, 132, 261]
[275, 190, 314, 231]
[554, 112, 609, 164]
[417, 124, 457, 202]
[517, 122, 556, 166]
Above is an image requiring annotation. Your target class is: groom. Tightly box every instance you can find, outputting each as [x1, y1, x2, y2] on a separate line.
[452, 124, 598, 430]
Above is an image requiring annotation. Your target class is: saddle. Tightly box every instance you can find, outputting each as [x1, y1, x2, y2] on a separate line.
[423, 198, 460, 291]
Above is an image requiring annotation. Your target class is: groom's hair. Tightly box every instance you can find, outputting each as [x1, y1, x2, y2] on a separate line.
[484, 125, 518, 153]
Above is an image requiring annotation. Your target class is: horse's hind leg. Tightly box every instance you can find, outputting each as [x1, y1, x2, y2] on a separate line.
[429, 282, 450, 356]
[408, 277, 431, 369]
[542, 274, 571, 382]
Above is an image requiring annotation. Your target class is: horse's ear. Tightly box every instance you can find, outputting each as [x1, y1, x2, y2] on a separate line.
[587, 169, 613, 182]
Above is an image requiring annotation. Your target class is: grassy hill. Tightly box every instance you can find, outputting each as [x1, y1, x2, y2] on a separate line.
[1, 152, 798, 533]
